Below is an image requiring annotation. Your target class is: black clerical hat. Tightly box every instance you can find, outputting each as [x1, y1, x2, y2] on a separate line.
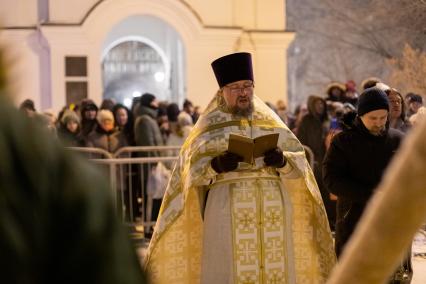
[211, 52, 254, 88]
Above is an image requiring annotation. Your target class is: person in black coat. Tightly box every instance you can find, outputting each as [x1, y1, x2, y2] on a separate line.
[79, 99, 98, 141]
[323, 87, 404, 257]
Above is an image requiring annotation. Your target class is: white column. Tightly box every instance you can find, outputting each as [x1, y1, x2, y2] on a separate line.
[238, 31, 295, 106]
[185, 28, 241, 108]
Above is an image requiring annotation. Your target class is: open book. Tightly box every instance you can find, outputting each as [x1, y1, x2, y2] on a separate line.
[228, 133, 279, 164]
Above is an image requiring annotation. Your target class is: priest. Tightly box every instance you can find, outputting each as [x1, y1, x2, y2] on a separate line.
[145, 52, 335, 284]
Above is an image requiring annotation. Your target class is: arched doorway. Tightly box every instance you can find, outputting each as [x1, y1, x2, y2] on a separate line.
[101, 15, 186, 108]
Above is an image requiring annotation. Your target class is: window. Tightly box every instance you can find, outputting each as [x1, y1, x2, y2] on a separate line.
[65, 56, 88, 105]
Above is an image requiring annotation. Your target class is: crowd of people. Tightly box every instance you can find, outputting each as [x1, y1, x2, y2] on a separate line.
[17, 94, 202, 235]
[18, 95, 200, 154]
[17, 77, 425, 230]
[17, 77, 424, 163]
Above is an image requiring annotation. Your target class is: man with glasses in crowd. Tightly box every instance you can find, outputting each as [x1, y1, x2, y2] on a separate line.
[145, 52, 335, 283]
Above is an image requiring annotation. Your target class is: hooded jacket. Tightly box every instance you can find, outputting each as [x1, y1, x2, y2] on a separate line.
[134, 105, 163, 156]
[297, 96, 329, 167]
[80, 100, 98, 138]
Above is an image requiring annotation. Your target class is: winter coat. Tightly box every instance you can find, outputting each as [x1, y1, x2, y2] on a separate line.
[81, 119, 98, 139]
[117, 125, 135, 146]
[57, 125, 85, 147]
[134, 105, 163, 156]
[298, 96, 335, 229]
[322, 116, 404, 256]
[80, 100, 99, 140]
[297, 96, 329, 168]
[86, 126, 128, 153]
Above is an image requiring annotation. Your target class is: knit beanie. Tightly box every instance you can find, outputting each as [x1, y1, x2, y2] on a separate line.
[140, 93, 156, 107]
[357, 87, 389, 116]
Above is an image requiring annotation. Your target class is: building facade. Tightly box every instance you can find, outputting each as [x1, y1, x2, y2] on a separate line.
[0, 0, 294, 112]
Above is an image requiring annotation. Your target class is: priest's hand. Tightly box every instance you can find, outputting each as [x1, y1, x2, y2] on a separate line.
[211, 151, 243, 173]
[264, 147, 286, 168]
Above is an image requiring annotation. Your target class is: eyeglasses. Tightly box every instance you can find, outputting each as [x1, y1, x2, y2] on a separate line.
[226, 83, 254, 95]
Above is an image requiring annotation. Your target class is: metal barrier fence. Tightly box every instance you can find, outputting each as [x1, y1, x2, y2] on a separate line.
[67, 146, 180, 236]
[67, 145, 314, 236]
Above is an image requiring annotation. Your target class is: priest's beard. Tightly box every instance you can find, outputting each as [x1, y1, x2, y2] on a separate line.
[217, 93, 254, 117]
[229, 102, 254, 117]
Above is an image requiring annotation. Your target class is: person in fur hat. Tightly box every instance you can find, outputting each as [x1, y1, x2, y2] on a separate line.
[325, 82, 346, 102]
[86, 109, 128, 153]
[360, 76, 382, 90]
[57, 109, 84, 146]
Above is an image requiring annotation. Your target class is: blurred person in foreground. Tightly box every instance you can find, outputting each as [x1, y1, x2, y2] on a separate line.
[409, 106, 426, 127]
[19, 98, 37, 118]
[0, 50, 146, 283]
[145, 52, 335, 284]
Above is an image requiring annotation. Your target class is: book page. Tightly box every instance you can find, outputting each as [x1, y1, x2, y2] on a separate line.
[228, 134, 254, 163]
[228, 133, 280, 164]
[253, 133, 279, 158]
